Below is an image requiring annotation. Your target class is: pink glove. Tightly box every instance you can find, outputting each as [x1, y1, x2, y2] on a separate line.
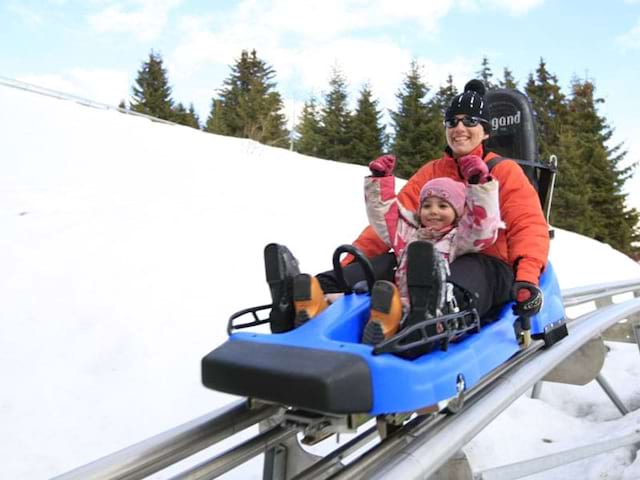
[369, 154, 396, 177]
[458, 154, 490, 184]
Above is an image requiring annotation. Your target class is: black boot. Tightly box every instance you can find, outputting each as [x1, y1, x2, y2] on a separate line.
[398, 241, 448, 359]
[264, 243, 300, 333]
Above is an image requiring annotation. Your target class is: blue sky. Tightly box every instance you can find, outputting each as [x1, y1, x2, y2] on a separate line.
[2, 0, 639, 207]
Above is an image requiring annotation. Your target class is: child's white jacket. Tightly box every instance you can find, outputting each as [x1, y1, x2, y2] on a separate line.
[364, 175, 503, 302]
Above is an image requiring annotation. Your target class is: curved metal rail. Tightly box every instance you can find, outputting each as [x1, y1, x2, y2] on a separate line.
[353, 298, 640, 480]
[52, 278, 640, 480]
[562, 278, 640, 307]
[51, 401, 281, 480]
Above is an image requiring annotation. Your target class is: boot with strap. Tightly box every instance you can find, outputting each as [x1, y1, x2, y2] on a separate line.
[264, 243, 301, 333]
[398, 240, 448, 359]
[362, 280, 403, 345]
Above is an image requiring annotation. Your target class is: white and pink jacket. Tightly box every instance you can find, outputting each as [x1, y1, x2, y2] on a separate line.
[364, 175, 503, 303]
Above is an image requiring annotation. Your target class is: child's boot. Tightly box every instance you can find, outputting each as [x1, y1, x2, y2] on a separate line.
[362, 280, 403, 345]
[293, 273, 329, 327]
[400, 241, 448, 358]
[264, 243, 300, 333]
[407, 241, 445, 319]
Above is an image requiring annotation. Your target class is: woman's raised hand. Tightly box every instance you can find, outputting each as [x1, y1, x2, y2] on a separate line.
[458, 154, 490, 184]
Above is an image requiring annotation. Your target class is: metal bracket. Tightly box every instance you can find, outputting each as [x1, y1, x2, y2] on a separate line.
[283, 411, 367, 446]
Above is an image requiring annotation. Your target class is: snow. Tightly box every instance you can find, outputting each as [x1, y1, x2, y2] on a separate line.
[476, 356, 640, 479]
[1, 83, 640, 479]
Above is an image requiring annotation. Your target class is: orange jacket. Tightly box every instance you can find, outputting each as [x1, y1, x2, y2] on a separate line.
[353, 146, 549, 285]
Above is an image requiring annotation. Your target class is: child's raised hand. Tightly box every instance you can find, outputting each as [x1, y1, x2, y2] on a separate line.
[458, 154, 490, 184]
[369, 154, 396, 177]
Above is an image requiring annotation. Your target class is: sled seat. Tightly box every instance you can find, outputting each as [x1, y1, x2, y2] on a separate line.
[485, 87, 558, 222]
[202, 340, 373, 413]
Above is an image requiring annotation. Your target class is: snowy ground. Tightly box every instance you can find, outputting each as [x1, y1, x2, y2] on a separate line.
[1, 83, 640, 479]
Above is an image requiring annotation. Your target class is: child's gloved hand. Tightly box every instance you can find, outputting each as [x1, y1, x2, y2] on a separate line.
[458, 154, 490, 184]
[369, 154, 396, 177]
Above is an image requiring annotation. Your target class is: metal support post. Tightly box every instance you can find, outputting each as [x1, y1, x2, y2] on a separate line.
[260, 418, 323, 480]
[263, 445, 288, 480]
[633, 288, 640, 353]
[530, 382, 543, 399]
[595, 374, 630, 416]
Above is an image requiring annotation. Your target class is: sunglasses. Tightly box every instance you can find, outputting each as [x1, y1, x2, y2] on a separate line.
[444, 116, 488, 128]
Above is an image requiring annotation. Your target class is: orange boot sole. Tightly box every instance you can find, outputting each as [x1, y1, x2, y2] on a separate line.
[363, 280, 403, 345]
[293, 274, 328, 327]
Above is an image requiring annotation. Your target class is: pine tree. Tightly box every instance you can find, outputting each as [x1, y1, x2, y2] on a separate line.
[432, 75, 458, 114]
[173, 102, 200, 129]
[561, 78, 639, 255]
[206, 50, 289, 147]
[186, 103, 201, 129]
[350, 83, 387, 165]
[498, 67, 518, 89]
[295, 97, 322, 157]
[390, 60, 444, 178]
[317, 67, 353, 162]
[205, 99, 225, 134]
[549, 129, 594, 237]
[476, 56, 496, 90]
[130, 51, 175, 121]
[524, 58, 567, 161]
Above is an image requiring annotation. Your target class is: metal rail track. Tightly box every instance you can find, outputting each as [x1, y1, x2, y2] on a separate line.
[53, 279, 640, 480]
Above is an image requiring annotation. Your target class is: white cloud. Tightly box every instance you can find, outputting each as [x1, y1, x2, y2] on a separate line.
[456, 0, 545, 15]
[617, 18, 640, 49]
[7, 3, 44, 27]
[169, 16, 278, 79]
[19, 69, 130, 106]
[284, 38, 413, 105]
[483, 0, 545, 16]
[167, 0, 545, 87]
[232, 0, 455, 39]
[87, 0, 183, 41]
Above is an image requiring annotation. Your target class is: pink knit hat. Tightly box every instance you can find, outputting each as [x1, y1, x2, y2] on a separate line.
[419, 178, 466, 218]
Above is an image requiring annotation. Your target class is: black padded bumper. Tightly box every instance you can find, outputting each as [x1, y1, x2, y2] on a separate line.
[202, 340, 373, 414]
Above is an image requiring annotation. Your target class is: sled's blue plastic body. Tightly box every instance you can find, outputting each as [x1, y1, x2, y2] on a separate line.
[225, 262, 565, 415]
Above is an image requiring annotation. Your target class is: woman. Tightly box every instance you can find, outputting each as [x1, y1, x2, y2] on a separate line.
[345, 79, 547, 325]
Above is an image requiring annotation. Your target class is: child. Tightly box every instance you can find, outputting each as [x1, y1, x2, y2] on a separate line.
[362, 153, 503, 345]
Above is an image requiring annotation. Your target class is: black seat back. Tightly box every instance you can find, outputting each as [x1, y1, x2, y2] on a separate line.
[485, 88, 539, 185]
[484, 88, 556, 220]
